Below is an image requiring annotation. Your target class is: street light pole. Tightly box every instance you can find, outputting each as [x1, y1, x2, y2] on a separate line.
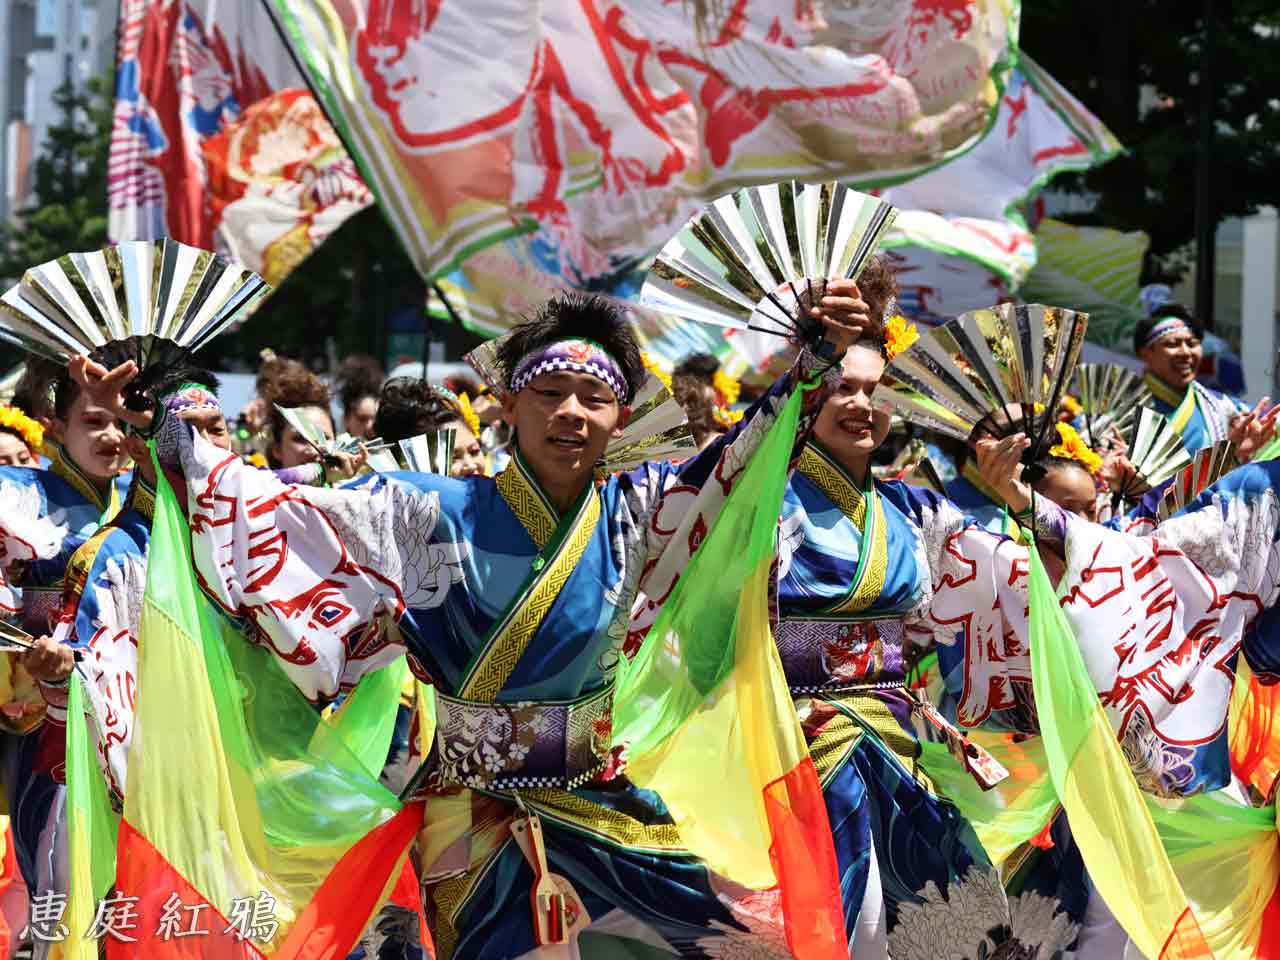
[1194, 0, 1217, 329]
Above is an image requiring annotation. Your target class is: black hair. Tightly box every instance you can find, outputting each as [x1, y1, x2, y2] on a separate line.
[1132, 303, 1204, 354]
[335, 355, 384, 414]
[374, 377, 456, 444]
[13, 357, 59, 422]
[495, 293, 645, 402]
[673, 352, 720, 383]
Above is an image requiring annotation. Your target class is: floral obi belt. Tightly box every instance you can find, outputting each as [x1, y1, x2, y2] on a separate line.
[775, 616, 906, 694]
[430, 685, 614, 791]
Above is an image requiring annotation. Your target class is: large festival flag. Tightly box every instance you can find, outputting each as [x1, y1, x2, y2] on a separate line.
[266, 0, 1017, 289]
[615, 384, 844, 959]
[1025, 532, 1212, 960]
[881, 54, 1123, 325]
[110, 454, 424, 958]
[109, 1, 372, 285]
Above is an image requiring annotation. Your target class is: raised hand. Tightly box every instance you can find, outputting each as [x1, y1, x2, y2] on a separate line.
[974, 433, 1032, 514]
[808, 278, 871, 356]
[324, 444, 370, 484]
[1228, 397, 1280, 462]
[67, 355, 153, 430]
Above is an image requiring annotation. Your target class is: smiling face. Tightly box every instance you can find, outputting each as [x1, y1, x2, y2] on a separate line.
[273, 405, 335, 468]
[449, 422, 486, 478]
[504, 371, 628, 492]
[1138, 326, 1202, 391]
[813, 345, 893, 462]
[50, 392, 128, 481]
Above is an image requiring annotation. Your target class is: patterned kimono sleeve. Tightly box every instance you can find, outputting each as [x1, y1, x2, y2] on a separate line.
[38, 530, 148, 794]
[1051, 460, 1280, 794]
[159, 415, 454, 702]
[906, 487, 1069, 733]
[0, 468, 69, 617]
[623, 348, 839, 625]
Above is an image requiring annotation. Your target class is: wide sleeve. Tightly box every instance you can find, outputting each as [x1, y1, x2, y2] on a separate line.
[158, 416, 462, 702]
[38, 533, 149, 794]
[1049, 461, 1280, 795]
[0, 468, 70, 617]
[623, 347, 838, 627]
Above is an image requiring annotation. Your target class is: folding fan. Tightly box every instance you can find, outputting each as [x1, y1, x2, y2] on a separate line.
[0, 239, 269, 369]
[368, 430, 457, 476]
[1156, 440, 1236, 521]
[1110, 408, 1191, 506]
[274, 405, 382, 463]
[639, 181, 897, 355]
[872, 302, 1089, 480]
[1073, 363, 1151, 450]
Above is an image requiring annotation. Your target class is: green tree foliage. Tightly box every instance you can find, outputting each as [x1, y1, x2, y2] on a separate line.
[0, 78, 111, 280]
[1023, 1, 1280, 278]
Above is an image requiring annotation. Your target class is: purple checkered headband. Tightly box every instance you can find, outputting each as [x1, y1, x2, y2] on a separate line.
[509, 339, 632, 403]
[1141, 316, 1194, 349]
[161, 382, 222, 418]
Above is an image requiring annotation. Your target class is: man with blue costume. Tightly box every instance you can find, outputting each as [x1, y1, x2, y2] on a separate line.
[1134, 303, 1277, 456]
[75, 288, 870, 959]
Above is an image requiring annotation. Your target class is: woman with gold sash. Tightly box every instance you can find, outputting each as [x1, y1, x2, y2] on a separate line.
[74, 289, 869, 959]
[768, 296, 1090, 957]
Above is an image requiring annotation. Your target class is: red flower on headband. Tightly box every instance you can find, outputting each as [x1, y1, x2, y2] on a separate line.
[565, 341, 593, 363]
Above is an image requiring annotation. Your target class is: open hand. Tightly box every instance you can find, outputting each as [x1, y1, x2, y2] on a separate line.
[1100, 453, 1145, 496]
[1229, 397, 1280, 462]
[68, 355, 153, 430]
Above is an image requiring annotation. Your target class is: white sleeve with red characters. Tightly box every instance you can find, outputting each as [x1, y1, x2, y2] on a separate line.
[166, 418, 458, 702]
[0, 468, 72, 618]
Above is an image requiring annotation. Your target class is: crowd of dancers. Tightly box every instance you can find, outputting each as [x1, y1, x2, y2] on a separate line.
[0, 180, 1274, 960]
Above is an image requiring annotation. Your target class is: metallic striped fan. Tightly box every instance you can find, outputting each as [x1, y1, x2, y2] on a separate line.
[1112, 408, 1191, 505]
[1156, 441, 1236, 521]
[0, 239, 269, 368]
[873, 303, 1089, 474]
[1073, 363, 1151, 449]
[274, 406, 377, 463]
[464, 336, 695, 472]
[640, 181, 897, 347]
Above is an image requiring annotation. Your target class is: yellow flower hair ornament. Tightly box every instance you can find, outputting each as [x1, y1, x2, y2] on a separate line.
[1049, 422, 1102, 475]
[884, 315, 919, 362]
[454, 393, 483, 438]
[0, 406, 43, 455]
[1060, 394, 1083, 417]
[711, 369, 740, 407]
[640, 352, 673, 394]
[712, 405, 744, 430]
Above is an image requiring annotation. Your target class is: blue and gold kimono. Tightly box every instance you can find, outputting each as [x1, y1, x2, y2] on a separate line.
[158, 354, 836, 959]
[1145, 373, 1248, 455]
[775, 441, 1081, 958]
[0, 442, 122, 895]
